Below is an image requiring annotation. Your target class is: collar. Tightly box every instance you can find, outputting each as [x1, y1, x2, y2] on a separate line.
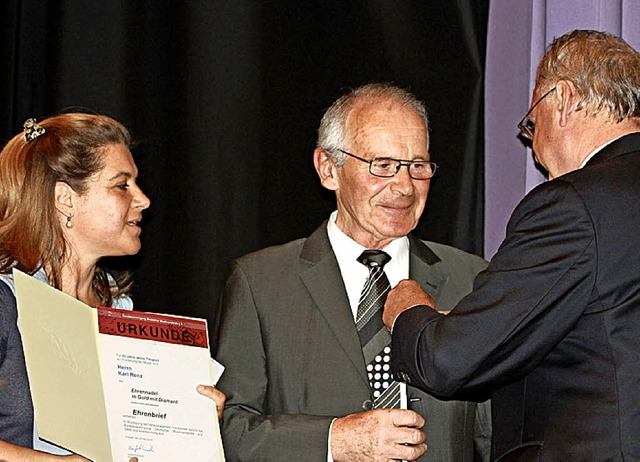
[327, 211, 409, 317]
[579, 135, 626, 169]
[580, 132, 640, 168]
[0, 267, 48, 297]
[0, 267, 132, 309]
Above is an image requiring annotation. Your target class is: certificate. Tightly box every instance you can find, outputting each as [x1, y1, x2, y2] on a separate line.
[14, 269, 225, 462]
[98, 307, 224, 461]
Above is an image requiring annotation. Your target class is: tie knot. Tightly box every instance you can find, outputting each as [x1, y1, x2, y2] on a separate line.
[358, 250, 391, 269]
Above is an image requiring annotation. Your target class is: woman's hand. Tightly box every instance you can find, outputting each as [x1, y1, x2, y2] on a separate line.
[197, 385, 226, 420]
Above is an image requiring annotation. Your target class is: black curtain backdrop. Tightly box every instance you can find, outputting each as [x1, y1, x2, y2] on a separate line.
[1, 1, 488, 340]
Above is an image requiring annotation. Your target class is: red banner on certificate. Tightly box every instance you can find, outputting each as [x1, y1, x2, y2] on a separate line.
[97, 307, 208, 348]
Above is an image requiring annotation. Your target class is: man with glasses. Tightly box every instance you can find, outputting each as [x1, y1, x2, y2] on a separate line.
[384, 30, 640, 460]
[215, 83, 491, 461]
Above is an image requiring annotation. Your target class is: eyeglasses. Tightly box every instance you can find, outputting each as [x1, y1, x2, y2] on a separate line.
[517, 87, 556, 141]
[338, 149, 437, 180]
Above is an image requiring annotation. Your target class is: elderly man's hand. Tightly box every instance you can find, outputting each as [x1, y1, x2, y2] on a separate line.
[197, 385, 226, 420]
[331, 408, 427, 461]
[383, 279, 437, 331]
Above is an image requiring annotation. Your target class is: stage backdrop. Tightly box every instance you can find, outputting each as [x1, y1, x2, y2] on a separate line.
[1, 1, 488, 338]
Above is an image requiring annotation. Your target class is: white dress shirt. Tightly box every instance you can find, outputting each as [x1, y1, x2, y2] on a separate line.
[325, 211, 410, 461]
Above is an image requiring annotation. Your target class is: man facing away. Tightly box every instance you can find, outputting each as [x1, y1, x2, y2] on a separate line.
[384, 30, 640, 461]
[215, 83, 491, 461]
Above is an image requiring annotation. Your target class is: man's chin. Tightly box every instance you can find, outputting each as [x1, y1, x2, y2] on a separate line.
[376, 223, 415, 241]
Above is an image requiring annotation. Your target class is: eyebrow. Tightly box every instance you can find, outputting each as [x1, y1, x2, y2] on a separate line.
[365, 149, 429, 159]
[107, 172, 135, 182]
[378, 155, 430, 161]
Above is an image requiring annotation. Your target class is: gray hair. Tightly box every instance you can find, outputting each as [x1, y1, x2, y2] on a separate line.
[536, 29, 640, 122]
[317, 83, 429, 166]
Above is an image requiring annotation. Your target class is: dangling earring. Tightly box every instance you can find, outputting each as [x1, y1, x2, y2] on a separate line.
[66, 214, 73, 228]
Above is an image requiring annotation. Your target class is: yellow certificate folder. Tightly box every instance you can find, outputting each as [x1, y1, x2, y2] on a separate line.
[14, 269, 224, 462]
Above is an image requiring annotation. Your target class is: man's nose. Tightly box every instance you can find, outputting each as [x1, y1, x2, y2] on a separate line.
[390, 165, 415, 194]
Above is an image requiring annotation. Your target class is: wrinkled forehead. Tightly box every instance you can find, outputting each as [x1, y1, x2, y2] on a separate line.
[345, 98, 428, 152]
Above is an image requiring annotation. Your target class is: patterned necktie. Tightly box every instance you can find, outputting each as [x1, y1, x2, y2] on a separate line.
[356, 250, 401, 408]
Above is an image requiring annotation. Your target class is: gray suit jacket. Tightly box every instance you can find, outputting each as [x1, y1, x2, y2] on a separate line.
[215, 222, 491, 461]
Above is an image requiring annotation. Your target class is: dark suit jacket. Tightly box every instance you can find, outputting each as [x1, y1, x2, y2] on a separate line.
[0, 280, 34, 448]
[392, 133, 640, 461]
[215, 223, 491, 461]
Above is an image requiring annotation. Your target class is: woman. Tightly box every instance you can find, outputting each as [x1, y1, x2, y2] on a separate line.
[0, 114, 225, 460]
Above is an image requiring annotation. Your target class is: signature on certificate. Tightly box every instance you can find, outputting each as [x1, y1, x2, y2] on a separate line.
[128, 444, 155, 454]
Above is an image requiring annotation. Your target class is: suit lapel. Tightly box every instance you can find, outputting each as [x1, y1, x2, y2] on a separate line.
[299, 223, 369, 385]
[297, 227, 452, 386]
[408, 235, 449, 302]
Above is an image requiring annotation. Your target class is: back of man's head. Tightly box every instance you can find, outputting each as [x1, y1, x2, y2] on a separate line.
[536, 29, 640, 122]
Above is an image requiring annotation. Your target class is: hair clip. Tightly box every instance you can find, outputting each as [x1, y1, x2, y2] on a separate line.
[23, 118, 46, 143]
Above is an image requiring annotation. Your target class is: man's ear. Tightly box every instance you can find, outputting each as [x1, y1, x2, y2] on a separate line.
[313, 148, 339, 191]
[54, 181, 75, 216]
[555, 80, 581, 127]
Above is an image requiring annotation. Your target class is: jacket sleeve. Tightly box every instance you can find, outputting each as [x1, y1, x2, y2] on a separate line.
[0, 280, 35, 448]
[214, 261, 333, 461]
[392, 180, 596, 400]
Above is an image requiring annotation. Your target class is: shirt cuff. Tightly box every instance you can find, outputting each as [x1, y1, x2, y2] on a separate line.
[327, 418, 337, 462]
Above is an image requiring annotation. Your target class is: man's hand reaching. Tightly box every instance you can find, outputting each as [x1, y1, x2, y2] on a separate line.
[383, 279, 437, 331]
